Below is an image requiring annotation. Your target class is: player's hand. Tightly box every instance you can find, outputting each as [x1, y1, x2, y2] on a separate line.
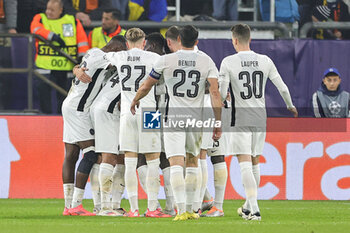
[130, 99, 140, 115]
[75, 67, 91, 83]
[212, 127, 222, 141]
[288, 107, 298, 118]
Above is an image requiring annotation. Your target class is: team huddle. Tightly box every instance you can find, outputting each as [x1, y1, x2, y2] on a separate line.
[61, 24, 298, 221]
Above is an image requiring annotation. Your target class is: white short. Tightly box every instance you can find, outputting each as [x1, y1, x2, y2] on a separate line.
[164, 129, 202, 158]
[62, 103, 94, 144]
[227, 126, 266, 157]
[90, 102, 120, 154]
[200, 131, 226, 156]
[119, 113, 161, 153]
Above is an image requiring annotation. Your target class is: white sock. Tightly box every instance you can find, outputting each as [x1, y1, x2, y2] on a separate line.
[99, 163, 114, 210]
[200, 159, 208, 202]
[252, 164, 260, 187]
[185, 167, 198, 212]
[71, 187, 85, 208]
[89, 164, 101, 211]
[240, 161, 259, 213]
[125, 157, 138, 212]
[213, 162, 228, 211]
[137, 165, 148, 193]
[146, 158, 160, 211]
[112, 164, 125, 209]
[244, 164, 260, 210]
[63, 183, 74, 208]
[162, 167, 175, 210]
[192, 162, 202, 212]
[203, 188, 212, 201]
[170, 165, 185, 214]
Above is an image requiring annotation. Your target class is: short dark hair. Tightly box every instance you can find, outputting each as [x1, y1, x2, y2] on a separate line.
[146, 32, 166, 51]
[104, 9, 121, 20]
[165, 26, 180, 40]
[231, 23, 251, 44]
[109, 35, 127, 50]
[179, 25, 198, 48]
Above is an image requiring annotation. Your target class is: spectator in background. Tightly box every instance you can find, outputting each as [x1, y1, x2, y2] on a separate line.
[88, 9, 126, 48]
[212, 0, 238, 21]
[128, 0, 167, 34]
[312, 0, 350, 39]
[312, 68, 350, 117]
[0, 0, 17, 110]
[111, 0, 129, 20]
[31, 0, 89, 114]
[0, 0, 17, 33]
[63, 0, 112, 26]
[17, 0, 47, 33]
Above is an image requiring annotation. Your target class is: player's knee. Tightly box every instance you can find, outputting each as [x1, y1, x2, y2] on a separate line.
[211, 155, 225, 164]
[137, 154, 147, 168]
[77, 150, 98, 174]
[159, 152, 170, 170]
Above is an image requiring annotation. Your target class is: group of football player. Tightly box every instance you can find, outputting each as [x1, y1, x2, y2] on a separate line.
[61, 23, 298, 221]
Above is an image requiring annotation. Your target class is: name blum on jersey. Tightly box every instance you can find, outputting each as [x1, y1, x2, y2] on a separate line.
[143, 110, 221, 130]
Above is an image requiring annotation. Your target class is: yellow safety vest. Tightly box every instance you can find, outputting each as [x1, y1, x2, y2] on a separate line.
[90, 26, 126, 48]
[36, 13, 77, 71]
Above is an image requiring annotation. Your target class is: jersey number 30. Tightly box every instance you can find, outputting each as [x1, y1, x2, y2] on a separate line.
[239, 71, 263, 99]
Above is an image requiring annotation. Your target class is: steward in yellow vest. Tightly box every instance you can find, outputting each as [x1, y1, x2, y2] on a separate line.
[31, 1, 89, 71]
[88, 9, 126, 48]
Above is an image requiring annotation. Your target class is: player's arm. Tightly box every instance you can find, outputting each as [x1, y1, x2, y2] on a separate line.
[208, 77, 222, 141]
[218, 60, 230, 102]
[268, 59, 298, 117]
[130, 76, 159, 115]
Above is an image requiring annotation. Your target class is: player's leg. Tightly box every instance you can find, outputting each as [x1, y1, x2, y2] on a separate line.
[98, 152, 117, 215]
[90, 155, 101, 214]
[164, 130, 187, 220]
[185, 153, 199, 219]
[237, 154, 260, 220]
[168, 155, 186, 219]
[62, 143, 80, 215]
[112, 154, 125, 212]
[124, 151, 139, 216]
[192, 151, 204, 214]
[136, 154, 147, 193]
[204, 155, 227, 217]
[160, 152, 176, 216]
[144, 152, 164, 216]
[69, 139, 98, 215]
[119, 113, 139, 217]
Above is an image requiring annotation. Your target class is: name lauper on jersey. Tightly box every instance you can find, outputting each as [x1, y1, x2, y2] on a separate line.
[219, 50, 286, 127]
[150, 50, 219, 115]
[64, 48, 110, 112]
[106, 48, 160, 115]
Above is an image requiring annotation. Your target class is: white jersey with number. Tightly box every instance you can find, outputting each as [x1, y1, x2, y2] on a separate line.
[150, 49, 219, 113]
[106, 48, 160, 115]
[64, 48, 110, 112]
[219, 50, 294, 127]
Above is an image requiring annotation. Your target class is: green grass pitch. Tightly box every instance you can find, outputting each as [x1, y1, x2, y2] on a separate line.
[0, 199, 349, 233]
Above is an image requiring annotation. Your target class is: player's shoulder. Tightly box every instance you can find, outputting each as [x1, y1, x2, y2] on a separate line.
[86, 47, 103, 56]
[222, 53, 240, 64]
[143, 50, 161, 59]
